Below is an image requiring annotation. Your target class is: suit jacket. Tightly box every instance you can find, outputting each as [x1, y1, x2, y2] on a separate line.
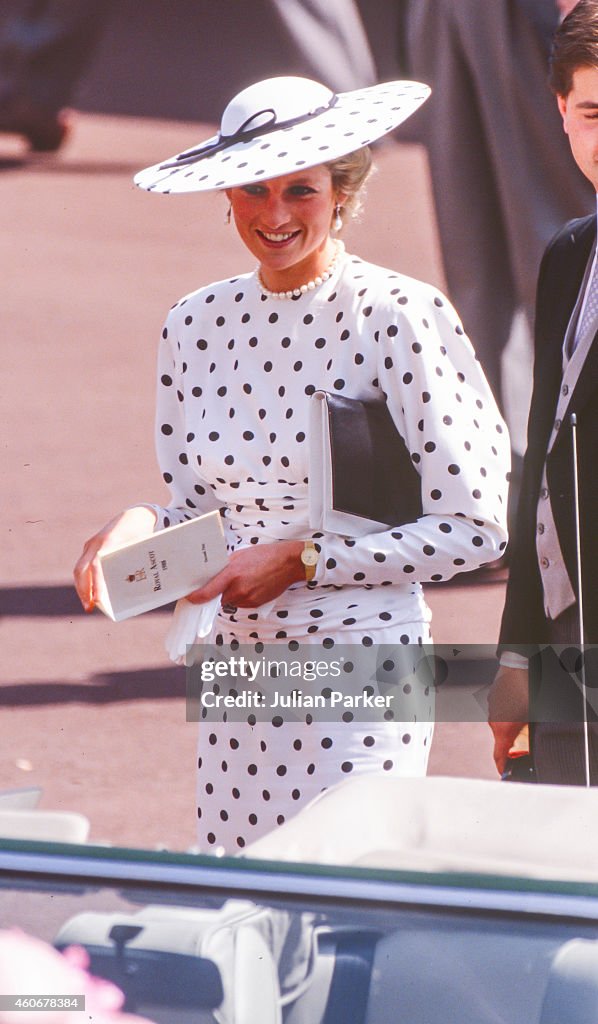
[499, 214, 598, 648]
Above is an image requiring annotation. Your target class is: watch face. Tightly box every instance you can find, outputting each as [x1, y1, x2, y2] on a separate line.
[301, 549, 318, 566]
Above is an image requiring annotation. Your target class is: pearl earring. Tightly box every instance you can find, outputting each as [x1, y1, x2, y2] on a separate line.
[225, 204, 231, 225]
[333, 204, 343, 232]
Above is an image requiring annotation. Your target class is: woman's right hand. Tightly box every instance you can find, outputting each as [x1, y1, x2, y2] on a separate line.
[73, 505, 158, 612]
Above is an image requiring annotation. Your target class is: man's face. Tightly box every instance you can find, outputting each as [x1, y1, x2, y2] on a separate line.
[558, 65, 598, 192]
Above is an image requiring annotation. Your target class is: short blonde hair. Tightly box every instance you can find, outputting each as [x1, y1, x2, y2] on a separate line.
[326, 146, 373, 222]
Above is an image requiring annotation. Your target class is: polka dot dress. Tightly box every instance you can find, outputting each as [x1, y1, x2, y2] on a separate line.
[152, 250, 510, 853]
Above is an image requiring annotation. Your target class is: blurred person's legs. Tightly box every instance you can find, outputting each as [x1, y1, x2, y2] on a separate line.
[267, 0, 377, 90]
[399, 0, 593, 415]
[0, 0, 113, 150]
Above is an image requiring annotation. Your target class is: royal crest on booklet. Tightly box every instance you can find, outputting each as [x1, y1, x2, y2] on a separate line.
[97, 510, 227, 621]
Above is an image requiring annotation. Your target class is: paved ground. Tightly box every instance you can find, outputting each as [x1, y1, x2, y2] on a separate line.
[1, 112, 506, 852]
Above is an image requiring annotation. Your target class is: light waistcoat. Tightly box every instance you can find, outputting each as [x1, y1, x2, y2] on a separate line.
[535, 245, 597, 619]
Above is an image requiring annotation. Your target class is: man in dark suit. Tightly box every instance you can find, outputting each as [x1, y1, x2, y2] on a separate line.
[489, 0, 598, 784]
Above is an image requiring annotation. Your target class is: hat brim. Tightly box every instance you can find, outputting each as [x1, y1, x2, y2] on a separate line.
[134, 80, 430, 195]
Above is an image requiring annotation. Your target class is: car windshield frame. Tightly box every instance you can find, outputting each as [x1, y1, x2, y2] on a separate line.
[2, 837, 598, 924]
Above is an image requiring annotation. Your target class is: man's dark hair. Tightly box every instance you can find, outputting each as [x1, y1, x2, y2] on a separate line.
[550, 0, 598, 96]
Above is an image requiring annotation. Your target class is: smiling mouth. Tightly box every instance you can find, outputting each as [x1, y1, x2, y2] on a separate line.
[257, 229, 301, 244]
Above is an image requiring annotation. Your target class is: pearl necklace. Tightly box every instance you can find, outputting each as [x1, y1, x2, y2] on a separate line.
[257, 240, 344, 299]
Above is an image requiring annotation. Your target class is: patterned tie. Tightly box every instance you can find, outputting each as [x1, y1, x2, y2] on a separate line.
[573, 255, 598, 356]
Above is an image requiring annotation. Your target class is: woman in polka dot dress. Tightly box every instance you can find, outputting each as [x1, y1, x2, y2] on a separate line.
[74, 76, 510, 853]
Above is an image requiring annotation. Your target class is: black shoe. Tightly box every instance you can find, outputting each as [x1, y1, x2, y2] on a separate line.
[0, 96, 71, 152]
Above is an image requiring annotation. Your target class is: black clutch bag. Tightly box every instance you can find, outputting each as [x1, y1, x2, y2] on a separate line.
[308, 390, 422, 536]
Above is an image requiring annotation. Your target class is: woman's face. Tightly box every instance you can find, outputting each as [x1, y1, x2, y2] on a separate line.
[226, 165, 344, 290]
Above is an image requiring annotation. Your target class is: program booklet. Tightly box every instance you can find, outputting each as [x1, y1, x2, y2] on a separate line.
[96, 510, 227, 621]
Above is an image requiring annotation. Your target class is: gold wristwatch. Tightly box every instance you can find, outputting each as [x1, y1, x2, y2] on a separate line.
[300, 539, 318, 581]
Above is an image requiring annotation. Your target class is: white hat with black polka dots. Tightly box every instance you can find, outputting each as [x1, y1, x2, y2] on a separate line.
[134, 76, 430, 194]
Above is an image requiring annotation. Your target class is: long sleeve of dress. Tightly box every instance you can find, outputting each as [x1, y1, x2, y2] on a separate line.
[313, 281, 510, 587]
[150, 311, 223, 530]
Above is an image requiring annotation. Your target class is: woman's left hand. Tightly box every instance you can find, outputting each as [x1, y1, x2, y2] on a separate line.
[186, 540, 305, 608]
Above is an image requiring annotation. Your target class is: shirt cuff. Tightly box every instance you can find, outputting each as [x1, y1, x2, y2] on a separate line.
[499, 650, 529, 670]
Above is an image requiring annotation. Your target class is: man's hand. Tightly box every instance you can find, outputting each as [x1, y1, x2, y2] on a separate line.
[487, 664, 530, 775]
